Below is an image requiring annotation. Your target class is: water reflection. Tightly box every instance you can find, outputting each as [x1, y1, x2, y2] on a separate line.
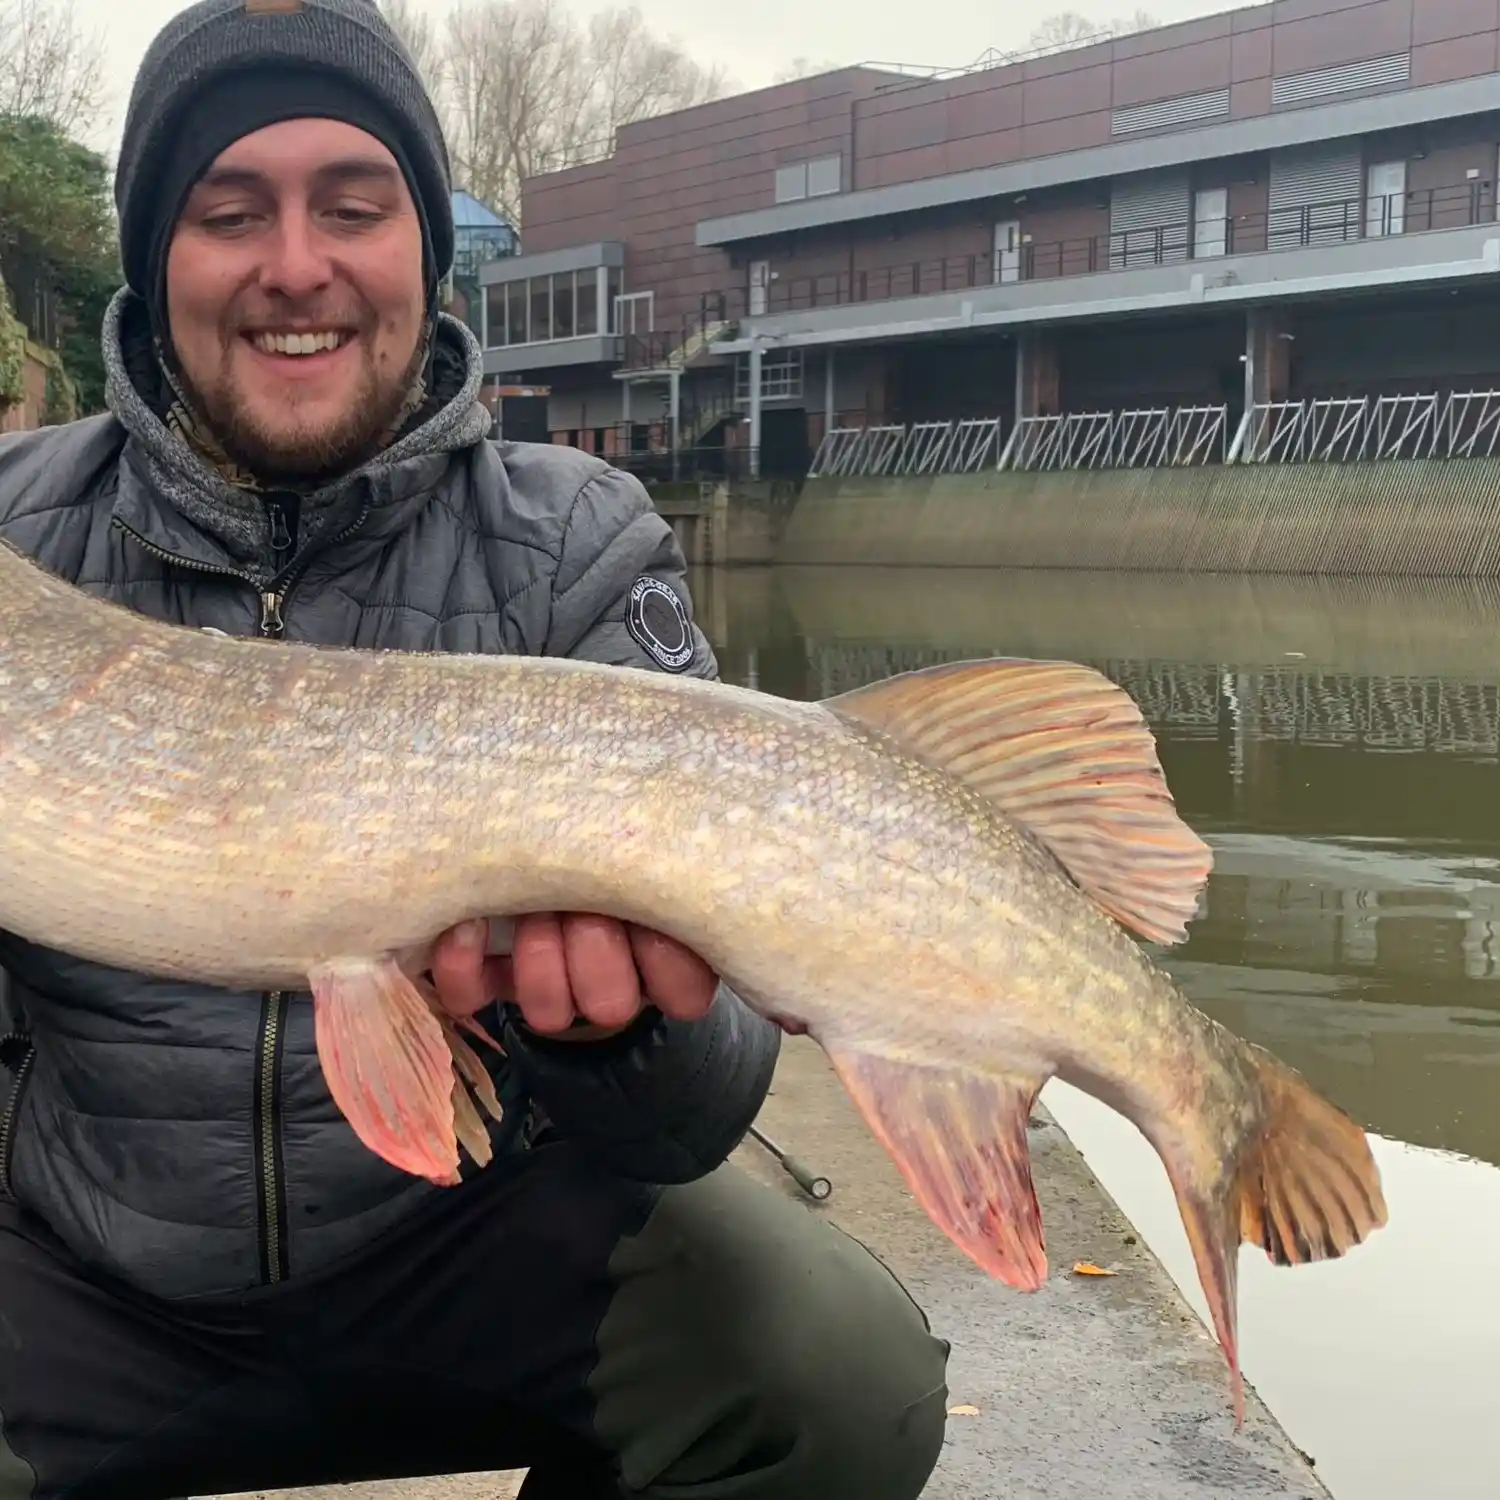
[695, 563, 1500, 1500]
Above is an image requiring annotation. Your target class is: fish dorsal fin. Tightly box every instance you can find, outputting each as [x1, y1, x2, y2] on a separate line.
[825, 657, 1211, 946]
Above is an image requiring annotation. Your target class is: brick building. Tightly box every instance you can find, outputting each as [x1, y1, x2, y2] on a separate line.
[480, 0, 1500, 477]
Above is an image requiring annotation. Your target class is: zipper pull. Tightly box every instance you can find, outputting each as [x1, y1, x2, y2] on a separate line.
[265, 499, 292, 562]
[259, 591, 285, 637]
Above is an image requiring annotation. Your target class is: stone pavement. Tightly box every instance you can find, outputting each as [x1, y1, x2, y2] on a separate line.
[238, 1037, 1329, 1500]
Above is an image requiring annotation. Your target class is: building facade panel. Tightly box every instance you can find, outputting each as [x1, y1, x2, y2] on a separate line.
[1111, 36, 1235, 109]
[1271, 0, 1415, 77]
[496, 0, 1500, 463]
[1411, 32, 1500, 84]
[1231, 24, 1275, 83]
[1413, 0, 1500, 45]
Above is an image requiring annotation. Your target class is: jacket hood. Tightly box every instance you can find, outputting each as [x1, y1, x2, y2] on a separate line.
[101, 286, 493, 571]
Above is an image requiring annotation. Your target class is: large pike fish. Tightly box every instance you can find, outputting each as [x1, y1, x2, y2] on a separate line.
[0, 537, 1385, 1421]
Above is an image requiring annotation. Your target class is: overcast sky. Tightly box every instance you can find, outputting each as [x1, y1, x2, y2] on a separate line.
[75, 0, 1235, 156]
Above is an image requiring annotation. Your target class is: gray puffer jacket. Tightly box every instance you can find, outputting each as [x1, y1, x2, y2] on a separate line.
[0, 290, 780, 1302]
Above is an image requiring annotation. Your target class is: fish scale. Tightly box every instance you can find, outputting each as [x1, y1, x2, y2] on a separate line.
[0, 534, 1387, 1427]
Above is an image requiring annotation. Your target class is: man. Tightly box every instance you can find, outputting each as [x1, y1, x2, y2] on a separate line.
[0, 2, 950, 1498]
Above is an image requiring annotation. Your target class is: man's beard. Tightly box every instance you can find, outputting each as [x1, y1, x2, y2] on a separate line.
[180, 327, 429, 487]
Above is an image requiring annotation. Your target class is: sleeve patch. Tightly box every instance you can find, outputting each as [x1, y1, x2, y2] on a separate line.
[625, 575, 696, 673]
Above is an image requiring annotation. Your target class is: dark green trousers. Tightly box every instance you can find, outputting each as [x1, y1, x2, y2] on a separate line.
[0, 1140, 950, 1499]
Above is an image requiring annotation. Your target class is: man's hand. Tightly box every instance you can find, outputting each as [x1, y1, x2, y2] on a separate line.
[429, 914, 719, 1040]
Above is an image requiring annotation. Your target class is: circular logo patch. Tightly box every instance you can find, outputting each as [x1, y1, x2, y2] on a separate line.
[625, 575, 695, 673]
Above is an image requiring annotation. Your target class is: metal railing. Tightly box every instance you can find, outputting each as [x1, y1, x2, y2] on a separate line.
[808, 417, 1004, 478]
[1002, 405, 1230, 470]
[621, 313, 734, 373]
[1233, 391, 1500, 463]
[703, 179, 1495, 323]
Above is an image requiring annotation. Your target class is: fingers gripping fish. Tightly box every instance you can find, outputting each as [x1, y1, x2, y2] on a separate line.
[0, 538, 1386, 1425]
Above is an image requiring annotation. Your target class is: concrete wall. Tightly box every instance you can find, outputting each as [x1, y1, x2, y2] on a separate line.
[776, 456, 1500, 573]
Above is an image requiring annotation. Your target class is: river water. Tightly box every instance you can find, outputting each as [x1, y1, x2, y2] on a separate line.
[691, 564, 1500, 1500]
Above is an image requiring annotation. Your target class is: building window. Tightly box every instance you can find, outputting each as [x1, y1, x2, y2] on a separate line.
[487, 268, 617, 345]
[552, 272, 575, 338]
[1365, 160, 1407, 237]
[530, 280, 551, 342]
[506, 282, 527, 344]
[775, 153, 842, 204]
[1192, 187, 1228, 259]
[606, 266, 623, 331]
[736, 348, 803, 401]
[577, 275, 599, 335]
[485, 283, 506, 347]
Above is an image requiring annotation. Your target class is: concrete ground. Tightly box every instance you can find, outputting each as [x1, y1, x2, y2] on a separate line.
[237, 1039, 1328, 1500]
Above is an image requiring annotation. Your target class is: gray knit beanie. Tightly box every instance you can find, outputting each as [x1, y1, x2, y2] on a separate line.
[114, 0, 454, 307]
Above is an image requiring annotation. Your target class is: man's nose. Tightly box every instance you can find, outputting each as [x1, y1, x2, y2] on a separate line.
[259, 208, 333, 299]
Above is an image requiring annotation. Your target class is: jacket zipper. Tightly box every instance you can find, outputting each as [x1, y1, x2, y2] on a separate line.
[111, 500, 371, 641]
[110, 500, 371, 1283]
[254, 991, 291, 1282]
[0, 1035, 36, 1200]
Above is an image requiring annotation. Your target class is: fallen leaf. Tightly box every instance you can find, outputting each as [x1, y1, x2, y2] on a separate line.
[947, 1403, 981, 1417]
[1071, 1261, 1118, 1277]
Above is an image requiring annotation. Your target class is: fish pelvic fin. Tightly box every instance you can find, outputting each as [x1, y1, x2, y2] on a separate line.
[827, 1044, 1049, 1290]
[824, 658, 1211, 947]
[1168, 1048, 1387, 1430]
[310, 956, 506, 1188]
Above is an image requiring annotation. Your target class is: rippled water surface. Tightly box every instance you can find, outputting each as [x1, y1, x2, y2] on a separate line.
[695, 565, 1500, 1500]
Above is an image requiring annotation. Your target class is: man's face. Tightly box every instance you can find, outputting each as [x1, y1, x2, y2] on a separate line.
[166, 117, 427, 483]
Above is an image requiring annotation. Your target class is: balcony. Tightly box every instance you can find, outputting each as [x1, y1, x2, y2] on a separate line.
[479, 241, 627, 374]
[708, 179, 1500, 350]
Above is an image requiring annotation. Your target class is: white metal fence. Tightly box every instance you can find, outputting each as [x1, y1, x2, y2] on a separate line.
[1232, 391, 1500, 463]
[1002, 405, 1228, 471]
[808, 418, 1004, 478]
[806, 391, 1500, 477]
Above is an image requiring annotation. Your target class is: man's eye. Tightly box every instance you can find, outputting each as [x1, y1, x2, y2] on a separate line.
[202, 212, 256, 232]
[330, 207, 383, 225]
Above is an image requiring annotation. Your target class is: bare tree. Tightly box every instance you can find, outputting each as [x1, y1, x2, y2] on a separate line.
[1028, 9, 1159, 52]
[439, 0, 730, 226]
[0, 0, 108, 139]
[772, 56, 845, 84]
[377, 0, 445, 96]
[583, 8, 729, 141]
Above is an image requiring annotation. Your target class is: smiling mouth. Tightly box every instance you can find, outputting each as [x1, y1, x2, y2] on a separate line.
[248, 330, 353, 357]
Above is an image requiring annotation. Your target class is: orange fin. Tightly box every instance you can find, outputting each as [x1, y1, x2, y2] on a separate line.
[825, 658, 1212, 946]
[309, 957, 505, 1187]
[1167, 1045, 1388, 1429]
[1167, 1167, 1247, 1428]
[438, 1011, 506, 1171]
[827, 1045, 1049, 1290]
[1237, 1047, 1387, 1268]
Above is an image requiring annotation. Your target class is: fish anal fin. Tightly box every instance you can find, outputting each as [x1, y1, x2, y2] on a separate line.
[825, 658, 1212, 947]
[1162, 1047, 1388, 1429]
[310, 955, 470, 1187]
[827, 1045, 1048, 1291]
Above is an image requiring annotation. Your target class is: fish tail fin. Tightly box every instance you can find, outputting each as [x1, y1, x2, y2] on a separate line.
[1167, 1049, 1387, 1429]
[1236, 1048, 1388, 1268]
[310, 957, 507, 1187]
[826, 1043, 1049, 1290]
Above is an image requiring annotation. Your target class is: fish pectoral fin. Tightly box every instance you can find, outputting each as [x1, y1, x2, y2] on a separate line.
[824, 658, 1212, 947]
[310, 955, 498, 1188]
[826, 1044, 1049, 1290]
